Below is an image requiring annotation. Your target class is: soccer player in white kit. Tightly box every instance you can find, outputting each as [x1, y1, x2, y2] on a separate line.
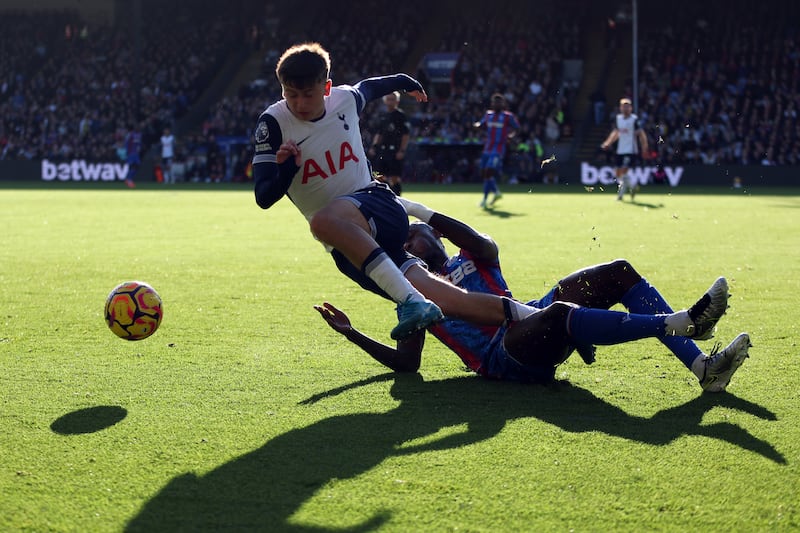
[601, 98, 649, 201]
[160, 128, 175, 184]
[252, 43, 538, 340]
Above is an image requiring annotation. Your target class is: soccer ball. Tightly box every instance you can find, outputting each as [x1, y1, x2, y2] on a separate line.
[104, 281, 163, 340]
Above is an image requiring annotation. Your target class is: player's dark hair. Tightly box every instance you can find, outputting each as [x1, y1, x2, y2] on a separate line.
[490, 93, 505, 111]
[276, 42, 331, 89]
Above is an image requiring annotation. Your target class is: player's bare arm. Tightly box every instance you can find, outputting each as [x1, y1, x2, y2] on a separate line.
[428, 213, 498, 263]
[396, 133, 410, 160]
[400, 197, 498, 263]
[314, 302, 424, 372]
[601, 129, 619, 150]
[637, 129, 650, 158]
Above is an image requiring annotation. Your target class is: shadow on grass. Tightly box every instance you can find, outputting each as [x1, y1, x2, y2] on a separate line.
[480, 205, 523, 218]
[626, 198, 666, 209]
[50, 405, 127, 435]
[126, 374, 783, 532]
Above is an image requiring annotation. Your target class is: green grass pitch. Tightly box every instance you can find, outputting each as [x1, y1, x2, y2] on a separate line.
[1, 183, 798, 531]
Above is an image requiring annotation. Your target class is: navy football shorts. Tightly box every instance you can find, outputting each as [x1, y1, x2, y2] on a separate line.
[615, 153, 641, 168]
[330, 181, 422, 300]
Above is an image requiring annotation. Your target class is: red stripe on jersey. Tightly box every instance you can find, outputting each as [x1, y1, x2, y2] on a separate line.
[429, 322, 488, 375]
[459, 249, 512, 298]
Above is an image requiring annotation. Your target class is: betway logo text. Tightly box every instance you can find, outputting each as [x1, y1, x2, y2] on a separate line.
[41, 159, 129, 181]
[581, 162, 684, 186]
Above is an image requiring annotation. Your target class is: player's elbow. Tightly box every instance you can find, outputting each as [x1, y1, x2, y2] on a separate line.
[390, 343, 422, 373]
[474, 238, 499, 263]
[254, 189, 278, 209]
[254, 174, 284, 209]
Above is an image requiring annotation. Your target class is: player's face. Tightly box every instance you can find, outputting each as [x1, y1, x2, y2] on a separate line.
[404, 224, 447, 270]
[621, 102, 632, 115]
[283, 79, 331, 121]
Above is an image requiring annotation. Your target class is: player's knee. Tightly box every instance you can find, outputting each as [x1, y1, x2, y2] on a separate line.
[608, 258, 634, 274]
[545, 301, 576, 320]
[309, 201, 361, 242]
[309, 210, 332, 241]
[608, 258, 641, 285]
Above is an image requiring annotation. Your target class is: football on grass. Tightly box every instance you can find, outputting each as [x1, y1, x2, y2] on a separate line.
[105, 281, 163, 340]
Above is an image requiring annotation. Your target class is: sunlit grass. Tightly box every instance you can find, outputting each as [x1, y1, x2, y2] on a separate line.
[1, 183, 798, 531]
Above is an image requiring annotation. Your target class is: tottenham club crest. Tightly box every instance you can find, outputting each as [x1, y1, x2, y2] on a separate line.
[255, 121, 269, 143]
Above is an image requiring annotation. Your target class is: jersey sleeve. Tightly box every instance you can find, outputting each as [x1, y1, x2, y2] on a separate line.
[252, 112, 297, 209]
[354, 74, 424, 108]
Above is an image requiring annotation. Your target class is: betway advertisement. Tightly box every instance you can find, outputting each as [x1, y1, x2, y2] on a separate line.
[41, 159, 129, 181]
[580, 162, 684, 186]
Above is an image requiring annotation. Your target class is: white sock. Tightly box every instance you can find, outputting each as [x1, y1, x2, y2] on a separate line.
[365, 252, 425, 304]
[663, 310, 693, 336]
[690, 354, 708, 379]
[504, 298, 539, 321]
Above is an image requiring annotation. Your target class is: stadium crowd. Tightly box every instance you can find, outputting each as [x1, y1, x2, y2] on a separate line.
[2, 0, 799, 180]
[0, 1, 260, 166]
[633, 0, 800, 166]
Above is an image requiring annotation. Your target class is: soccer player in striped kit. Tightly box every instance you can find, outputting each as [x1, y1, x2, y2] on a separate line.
[601, 97, 650, 201]
[473, 94, 520, 208]
[316, 197, 751, 392]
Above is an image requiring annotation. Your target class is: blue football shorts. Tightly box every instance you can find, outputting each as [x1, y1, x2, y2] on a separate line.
[330, 181, 422, 300]
[481, 287, 563, 383]
[480, 153, 503, 171]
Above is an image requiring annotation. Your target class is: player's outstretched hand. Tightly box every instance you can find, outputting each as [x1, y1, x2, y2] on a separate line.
[314, 302, 352, 334]
[407, 89, 428, 103]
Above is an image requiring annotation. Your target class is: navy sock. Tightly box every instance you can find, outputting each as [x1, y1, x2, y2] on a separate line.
[567, 307, 667, 345]
[621, 278, 701, 369]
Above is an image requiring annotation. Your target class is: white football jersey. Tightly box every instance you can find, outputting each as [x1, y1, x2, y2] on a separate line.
[259, 86, 372, 221]
[160, 134, 174, 158]
[615, 113, 641, 154]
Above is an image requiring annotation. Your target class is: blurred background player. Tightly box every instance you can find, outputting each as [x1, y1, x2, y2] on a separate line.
[123, 123, 142, 188]
[601, 97, 649, 201]
[160, 127, 175, 184]
[473, 93, 519, 208]
[368, 91, 409, 195]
